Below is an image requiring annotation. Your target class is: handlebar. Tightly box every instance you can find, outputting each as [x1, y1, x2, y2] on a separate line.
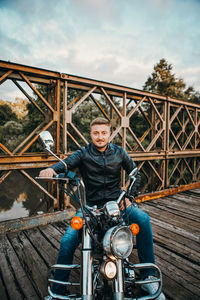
[36, 166, 138, 211]
[35, 176, 69, 182]
[35, 171, 77, 183]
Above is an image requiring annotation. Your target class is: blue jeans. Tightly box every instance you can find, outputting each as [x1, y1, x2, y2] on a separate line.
[52, 205, 155, 295]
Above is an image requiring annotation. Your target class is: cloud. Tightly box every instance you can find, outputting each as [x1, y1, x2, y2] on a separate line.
[176, 66, 200, 90]
[72, 0, 121, 23]
[0, 0, 200, 95]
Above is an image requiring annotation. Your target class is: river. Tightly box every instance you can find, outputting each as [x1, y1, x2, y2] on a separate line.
[0, 168, 50, 222]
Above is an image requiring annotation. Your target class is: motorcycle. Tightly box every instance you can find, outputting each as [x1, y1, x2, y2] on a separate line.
[37, 131, 163, 300]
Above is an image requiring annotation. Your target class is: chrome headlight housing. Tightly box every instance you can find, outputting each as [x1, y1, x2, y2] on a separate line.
[103, 226, 133, 259]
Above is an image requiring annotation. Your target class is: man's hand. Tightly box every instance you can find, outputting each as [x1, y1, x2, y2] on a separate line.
[39, 168, 57, 178]
[119, 198, 132, 210]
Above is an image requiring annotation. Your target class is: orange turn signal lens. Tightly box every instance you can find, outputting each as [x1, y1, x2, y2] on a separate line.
[71, 216, 83, 230]
[130, 223, 140, 235]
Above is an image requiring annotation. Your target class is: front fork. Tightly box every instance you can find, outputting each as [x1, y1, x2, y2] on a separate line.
[81, 225, 125, 300]
[81, 225, 93, 300]
[114, 259, 124, 300]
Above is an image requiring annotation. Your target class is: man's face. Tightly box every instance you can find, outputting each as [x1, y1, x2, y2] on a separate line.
[90, 124, 111, 151]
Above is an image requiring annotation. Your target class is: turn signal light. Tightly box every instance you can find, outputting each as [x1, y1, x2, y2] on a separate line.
[71, 216, 83, 230]
[130, 223, 140, 235]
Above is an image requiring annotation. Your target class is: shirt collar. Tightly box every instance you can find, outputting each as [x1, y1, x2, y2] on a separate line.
[89, 142, 113, 155]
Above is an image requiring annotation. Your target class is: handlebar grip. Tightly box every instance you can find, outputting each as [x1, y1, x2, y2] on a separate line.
[53, 171, 77, 180]
[53, 173, 66, 178]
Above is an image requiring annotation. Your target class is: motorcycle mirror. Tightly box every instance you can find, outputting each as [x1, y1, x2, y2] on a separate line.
[38, 130, 68, 173]
[39, 131, 54, 153]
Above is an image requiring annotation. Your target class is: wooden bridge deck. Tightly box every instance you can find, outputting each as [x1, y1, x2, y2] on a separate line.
[0, 189, 199, 300]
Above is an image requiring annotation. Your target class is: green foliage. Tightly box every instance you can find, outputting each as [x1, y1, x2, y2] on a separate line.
[3, 120, 23, 135]
[0, 120, 25, 151]
[143, 58, 200, 104]
[0, 104, 18, 126]
[0, 104, 23, 151]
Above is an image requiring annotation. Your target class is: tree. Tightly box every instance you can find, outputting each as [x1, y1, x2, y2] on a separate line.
[0, 104, 23, 152]
[0, 103, 18, 126]
[143, 58, 200, 105]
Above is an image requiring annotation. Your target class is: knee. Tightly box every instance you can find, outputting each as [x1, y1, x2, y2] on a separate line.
[129, 207, 151, 227]
[140, 211, 150, 225]
[60, 228, 79, 253]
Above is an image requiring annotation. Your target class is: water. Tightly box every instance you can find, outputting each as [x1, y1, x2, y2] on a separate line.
[0, 169, 51, 222]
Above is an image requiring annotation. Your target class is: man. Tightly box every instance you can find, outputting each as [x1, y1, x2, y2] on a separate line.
[40, 117, 165, 300]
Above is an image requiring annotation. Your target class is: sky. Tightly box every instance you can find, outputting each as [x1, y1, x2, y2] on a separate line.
[0, 0, 200, 100]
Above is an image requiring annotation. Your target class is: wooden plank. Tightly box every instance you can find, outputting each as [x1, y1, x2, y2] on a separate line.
[186, 188, 200, 196]
[155, 245, 200, 299]
[24, 227, 57, 268]
[142, 204, 200, 234]
[169, 192, 200, 205]
[0, 273, 9, 300]
[0, 235, 23, 300]
[155, 241, 199, 279]
[39, 223, 81, 295]
[141, 197, 199, 221]
[144, 194, 200, 214]
[152, 222, 200, 264]
[52, 221, 69, 234]
[8, 231, 49, 298]
[161, 273, 199, 300]
[145, 194, 199, 207]
[144, 201, 200, 222]
[4, 234, 40, 299]
[170, 192, 200, 206]
[0, 209, 75, 234]
[182, 190, 200, 201]
[39, 223, 64, 249]
[164, 194, 200, 209]
[151, 217, 198, 242]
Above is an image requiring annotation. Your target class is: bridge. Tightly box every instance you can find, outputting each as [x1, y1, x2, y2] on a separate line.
[0, 61, 200, 299]
[0, 60, 200, 208]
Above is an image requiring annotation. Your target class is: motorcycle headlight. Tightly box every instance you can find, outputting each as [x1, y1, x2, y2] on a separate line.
[100, 260, 117, 280]
[103, 226, 133, 259]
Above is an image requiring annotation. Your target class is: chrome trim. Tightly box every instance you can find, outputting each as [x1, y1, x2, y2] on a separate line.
[116, 190, 126, 205]
[103, 225, 133, 259]
[104, 201, 120, 218]
[81, 225, 93, 297]
[114, 259, 124, 299]
[51, 264, 80, 270]
[48, 286, 82, 299]
[126, 262, 163, 300]
[48, 279, 80, 286]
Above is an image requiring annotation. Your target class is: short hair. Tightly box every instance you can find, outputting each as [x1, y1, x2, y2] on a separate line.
[90, 117, 110, 127]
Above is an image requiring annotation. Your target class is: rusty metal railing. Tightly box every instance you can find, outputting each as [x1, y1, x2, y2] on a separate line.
[0, 60, 200, 210]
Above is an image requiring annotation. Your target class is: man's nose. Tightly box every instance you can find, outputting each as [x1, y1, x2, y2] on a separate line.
[98, 133, 104, 139]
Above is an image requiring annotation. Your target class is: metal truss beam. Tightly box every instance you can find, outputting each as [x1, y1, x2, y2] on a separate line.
[0, 60, 200, 209]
